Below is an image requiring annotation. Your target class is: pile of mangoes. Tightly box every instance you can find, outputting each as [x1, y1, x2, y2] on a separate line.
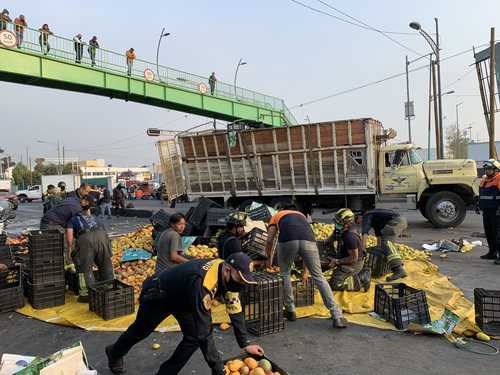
[311, 222, 334, 241]
[185, 244, 218, 259]
[224, 357, 281, 375]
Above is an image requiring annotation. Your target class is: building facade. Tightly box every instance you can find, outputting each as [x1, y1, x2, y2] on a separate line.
[79, 159, 151, 182]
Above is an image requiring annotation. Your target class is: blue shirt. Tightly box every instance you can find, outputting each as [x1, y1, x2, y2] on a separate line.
[70, 212, 104, 237]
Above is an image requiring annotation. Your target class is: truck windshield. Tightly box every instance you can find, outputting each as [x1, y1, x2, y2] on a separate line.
[409, 148, 423, 164]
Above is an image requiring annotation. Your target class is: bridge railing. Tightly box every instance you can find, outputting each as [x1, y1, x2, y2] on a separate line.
[3, 21, 296, 124]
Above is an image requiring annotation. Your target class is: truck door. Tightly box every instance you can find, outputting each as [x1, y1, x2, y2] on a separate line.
[381, 149, 418, 194]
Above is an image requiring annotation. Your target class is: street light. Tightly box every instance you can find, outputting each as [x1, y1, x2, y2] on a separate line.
[410, 18, 444, 159]
[156, 27, 171, 83]
[37, 140, 61, 174]
[234, 58, 247, 100]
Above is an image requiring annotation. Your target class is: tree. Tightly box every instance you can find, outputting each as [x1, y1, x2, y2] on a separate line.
[445, 126, 470, 159]
[11, 163, 41, 187]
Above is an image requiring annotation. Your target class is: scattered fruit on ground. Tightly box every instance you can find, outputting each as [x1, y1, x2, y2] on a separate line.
[440, 254, 448, 259]
[476, 332, 491, 342]
[185, 244, 218, 259]
[152, 343, 161, 350]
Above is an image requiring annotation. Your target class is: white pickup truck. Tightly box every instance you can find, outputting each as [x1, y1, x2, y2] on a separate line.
[16, 185, 43, 202]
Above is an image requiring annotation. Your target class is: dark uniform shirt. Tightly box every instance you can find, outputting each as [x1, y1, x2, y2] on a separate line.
[69, 212, 104, 237]
[268, 210, 315, 242]
[158, 259, 251, 348]
[478, 173, 500, 210]
[218, 231, 242, 260]
[42, 198, 82, 227]
[361, 209, 399, 236]
[339, 229, 365, 261]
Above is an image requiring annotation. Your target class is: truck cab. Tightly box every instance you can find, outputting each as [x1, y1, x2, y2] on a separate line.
[378, 143, 479, 227]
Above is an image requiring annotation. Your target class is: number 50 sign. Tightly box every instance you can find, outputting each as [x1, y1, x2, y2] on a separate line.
[0, 30, 17, 48]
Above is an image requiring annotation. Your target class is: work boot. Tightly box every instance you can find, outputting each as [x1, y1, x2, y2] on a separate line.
[284, 310, 297, 322]
[494, 258, 500, 265]
[480, 253, 497, 260]
[332, 317, 348, 328]
[106, 345, 126, 374]
[386, 266, 407, 282]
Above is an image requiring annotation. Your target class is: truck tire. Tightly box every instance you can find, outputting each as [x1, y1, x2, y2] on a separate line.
[425, 191, 466, 228]
[17, 195, 27, 203]
[419, 206, 429, 221]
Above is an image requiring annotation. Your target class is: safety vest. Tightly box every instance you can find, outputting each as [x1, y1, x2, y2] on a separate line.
[479, 173, 500, 210]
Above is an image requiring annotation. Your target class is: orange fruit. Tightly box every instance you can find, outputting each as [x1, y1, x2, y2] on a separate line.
[244, 357, 258, 370]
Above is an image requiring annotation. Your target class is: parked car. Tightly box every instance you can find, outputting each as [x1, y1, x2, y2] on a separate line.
[16, 185, 43, 203]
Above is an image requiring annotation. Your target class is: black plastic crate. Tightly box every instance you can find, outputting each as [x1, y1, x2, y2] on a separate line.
[65, 270, 102, 295]
[241, 272, 284, 336]
[206, 208, 235, 227]
[27, 264, 64, 284]
[0, 283, 24, 313]
[0, 265, 21, 291]
[173, 202, 197, 216]
[11, 244, 30, 267]
[474, 288, 500, 336]
[374, 283, 431, 330]
[189, 197, 221, 229]
[149, 209, 171, 229]
[0, 245, 14, 267]
[0, 233, 6, 246]
[292, 277, 315, 307]
[89, 279, 135, 320]
[247, 204, 273, 222]
[223, 354, 289, 375]
[366, 247, 391, 278]
[317, 240, 336, 265]
[241, 228, 268, 260]
[28, 229, 64, 244]
[27, 280, 65, 309]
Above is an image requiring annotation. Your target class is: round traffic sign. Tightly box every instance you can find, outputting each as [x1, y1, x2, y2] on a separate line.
[198, 83, 208, 94]
[0, 30, 17, 48]
[144, 68, 155, 81]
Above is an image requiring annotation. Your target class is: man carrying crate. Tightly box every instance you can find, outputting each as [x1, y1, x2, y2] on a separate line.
[355, 208, 407, 281]
[105, 253, 264, 375]
[265, 206, 347, 328]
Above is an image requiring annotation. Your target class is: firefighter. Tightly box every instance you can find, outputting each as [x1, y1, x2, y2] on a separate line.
[66, 195, 114, 302]
[328, 208, 370, 292]
[478, 159, 500, 264]
[105, 253, 264, 375]
[355, 208, 407, 281]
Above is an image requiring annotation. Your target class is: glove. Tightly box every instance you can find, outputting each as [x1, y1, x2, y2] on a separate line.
[65, 263, 76, 273]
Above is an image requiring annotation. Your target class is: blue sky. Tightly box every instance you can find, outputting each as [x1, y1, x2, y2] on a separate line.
[2, 0, 499, 166]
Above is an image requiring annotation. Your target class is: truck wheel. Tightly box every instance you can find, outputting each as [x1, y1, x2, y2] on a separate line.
[425, 191, 466, 228]
[17, 195, 27, 203]
[419, 205, 429, 220]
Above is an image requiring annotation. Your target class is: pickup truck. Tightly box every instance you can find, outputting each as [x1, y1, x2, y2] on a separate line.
[16, 185, 43, 202]
[157, 118, 479, 228]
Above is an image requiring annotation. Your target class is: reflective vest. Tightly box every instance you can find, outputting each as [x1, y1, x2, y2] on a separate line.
[479, 173, 500, 210]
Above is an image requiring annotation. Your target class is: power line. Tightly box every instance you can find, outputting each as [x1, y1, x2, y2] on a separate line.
[289, 0, 422, 55]
[443, 67, 476, 89]
[291, 44, 490, 109]
[316, 0, 421, 54]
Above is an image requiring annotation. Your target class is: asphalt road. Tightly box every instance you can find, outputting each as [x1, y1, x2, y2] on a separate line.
[1, 201, 499, 374]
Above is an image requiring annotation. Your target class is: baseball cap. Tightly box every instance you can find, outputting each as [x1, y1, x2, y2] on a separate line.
[225, 253, 256, 284]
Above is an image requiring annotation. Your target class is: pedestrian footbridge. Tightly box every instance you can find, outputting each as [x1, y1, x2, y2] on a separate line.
[0, 23, 296, 127]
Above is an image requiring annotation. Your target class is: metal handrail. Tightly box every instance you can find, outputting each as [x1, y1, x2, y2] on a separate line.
[2, 20, 294, 122]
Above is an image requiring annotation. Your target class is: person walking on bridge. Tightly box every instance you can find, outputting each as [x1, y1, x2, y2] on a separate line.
[73, 33, 85, 63]
[38, 24, 53, 55]
[126, 48, 135, 76]
[14, 14, 27, 48]
[88, 36, 99, 67]
[208, 72, 217, 95]
[0, 9, 11, 30]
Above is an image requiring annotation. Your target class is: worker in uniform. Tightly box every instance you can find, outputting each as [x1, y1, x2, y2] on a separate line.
[265, 206, 347, 328]
[329, 208, 370, 291]
[66, 195, 114, 302]
[478, 159, 500, 264]
[57, 181, 67, 199]
[43, 184, 61, 213]
[355, 208, 407, 281]
[105, 253, 264, 375]
[218, 218, 246, 260]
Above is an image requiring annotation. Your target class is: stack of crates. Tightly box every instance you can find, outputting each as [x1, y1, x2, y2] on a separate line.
[474, 288, 500, 336]
[240, 272, 284, 336]
[0, 233, 6, 245]
[89, 279, 135, 320]
[0, 265, 24, 313]
[26, 230, 65, 309]
[241, 228, 268, 260]
[374, 283, 431, 329]
[0, 245, 14, 267]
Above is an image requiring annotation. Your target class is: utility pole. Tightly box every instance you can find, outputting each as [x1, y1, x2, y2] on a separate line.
[405, 55, 412, 143]
[431, 61, 441, 158]
[435, 18, 445, 159]
[489, 27, 498, 159]
[427, 56, 433, 160]
[455, 102, 463, 158]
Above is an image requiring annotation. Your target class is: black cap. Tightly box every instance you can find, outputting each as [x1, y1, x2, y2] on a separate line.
[225, 253, 256, 284]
